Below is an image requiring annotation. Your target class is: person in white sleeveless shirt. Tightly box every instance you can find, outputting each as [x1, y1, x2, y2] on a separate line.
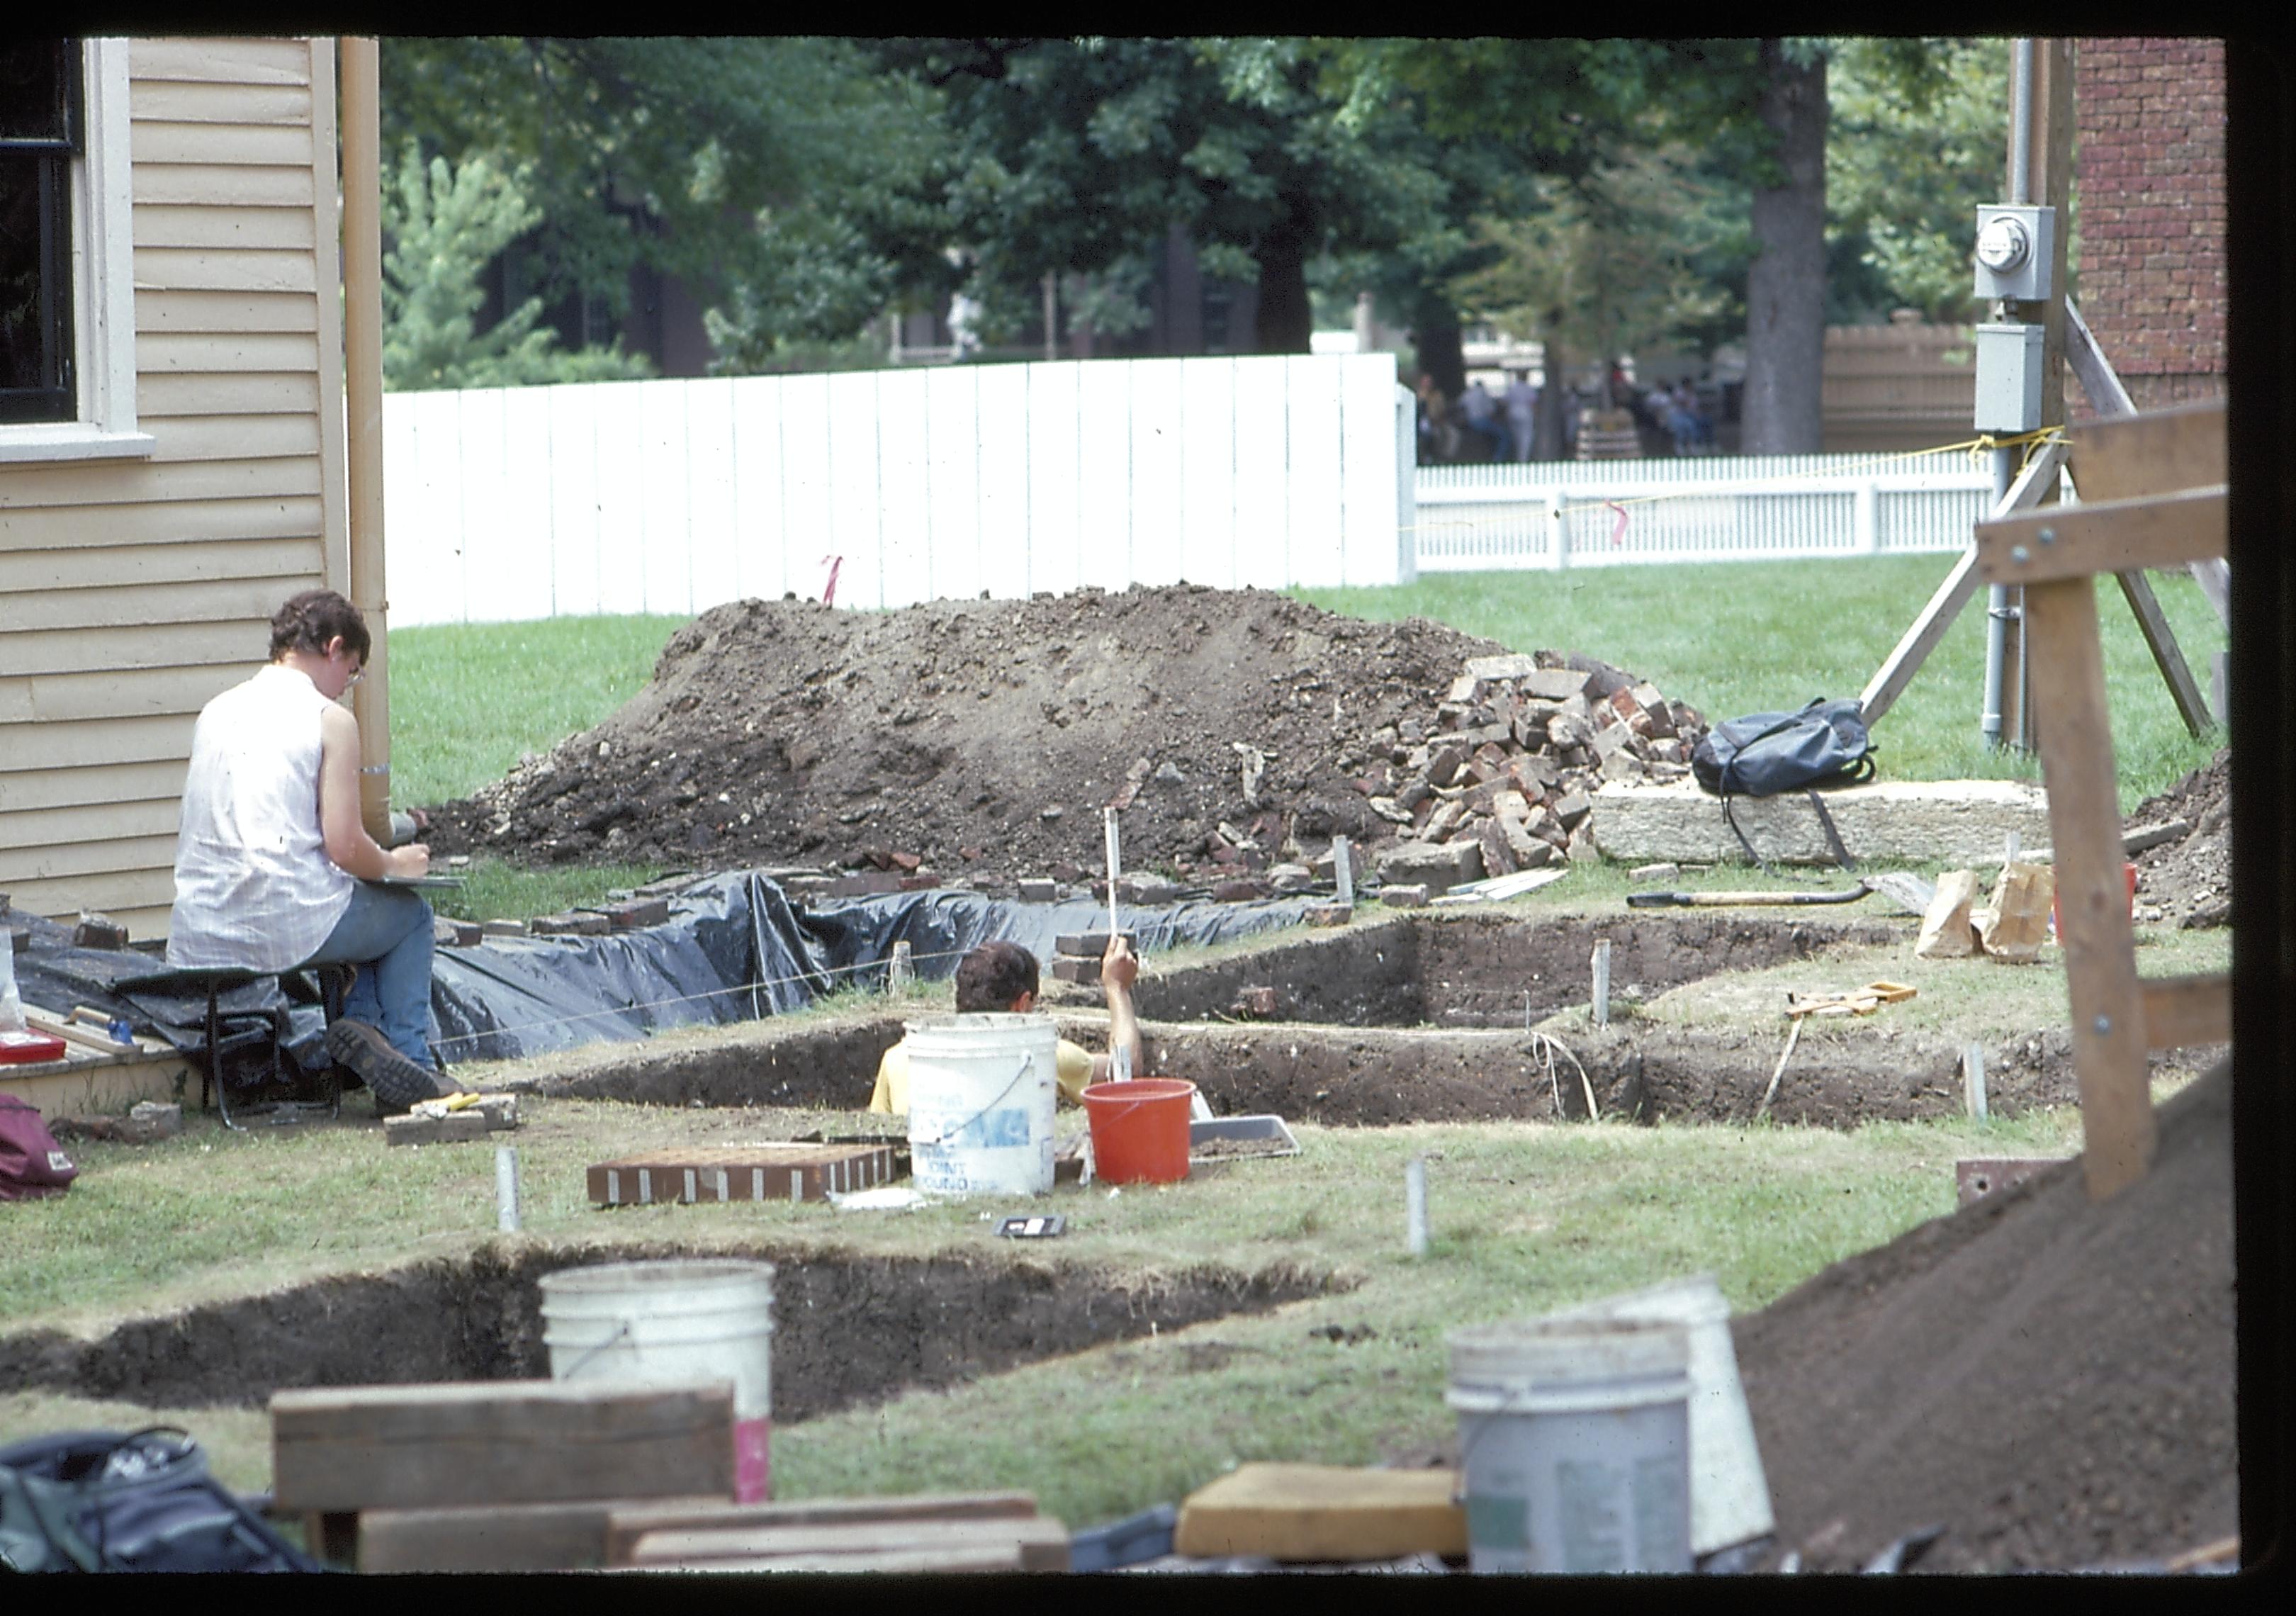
[169, 590, 458, 1113]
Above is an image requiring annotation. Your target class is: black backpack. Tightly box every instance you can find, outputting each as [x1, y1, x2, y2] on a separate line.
[0, 1427, 322, 1573]
[1690, 698, 1875, 872]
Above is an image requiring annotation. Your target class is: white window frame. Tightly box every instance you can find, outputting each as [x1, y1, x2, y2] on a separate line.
[0, 38, 152, 464]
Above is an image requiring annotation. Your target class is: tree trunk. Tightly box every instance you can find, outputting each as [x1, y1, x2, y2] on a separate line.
[1740, 40, 1829, 456]
[1411, 296, 1465, 401]
[1253, 225, 1313, 354]
[1535, 329, 1568, 461]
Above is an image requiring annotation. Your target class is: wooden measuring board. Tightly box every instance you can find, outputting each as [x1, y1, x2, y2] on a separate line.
[587, 1143, 903, 1207]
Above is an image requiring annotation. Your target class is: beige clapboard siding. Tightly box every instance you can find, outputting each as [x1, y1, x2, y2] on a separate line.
[134, 330, 322, 374]
[130, 38, 312, 86]
[130, 78, 313, 125]
[3, 792, 183, 851]
[0, 573, 305, 638]
[138, 372, 321, 417]
[1, 617, 277, 681]
[137, 288, 320, 332]
[131, 119, 314, 169]
[0, 495, 328, 553]
[0, 36, 339, 928]
[133, 208, 316, 253]
[0, 758, 188, 814]
[0, 830, 181, 885]
[0, 656, 252, 727]
[0, 712, 199, 773]
[0, 456, 323, 510]
[0, 536, 322, 596]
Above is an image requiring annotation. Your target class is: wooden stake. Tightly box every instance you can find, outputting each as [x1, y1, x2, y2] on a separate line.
[1590, 939, 1612, 1029]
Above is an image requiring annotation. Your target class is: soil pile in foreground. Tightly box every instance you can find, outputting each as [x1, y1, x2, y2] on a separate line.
[422, 585, 1678, 890]
[2128, 747, 2232, 928]
[1733, 1057, 2234, 1571]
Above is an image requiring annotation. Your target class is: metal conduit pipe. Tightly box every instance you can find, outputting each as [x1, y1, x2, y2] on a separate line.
[338, 38, 395, 846]
[2009, 38, 2035, 206]
[1981, 449, 2015, 746]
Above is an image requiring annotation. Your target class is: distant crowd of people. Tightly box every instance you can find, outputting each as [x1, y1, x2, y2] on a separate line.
[1415, 369, 1717, 464]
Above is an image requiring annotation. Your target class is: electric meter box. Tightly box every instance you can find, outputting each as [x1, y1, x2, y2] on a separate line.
[1972, 204, 2056, 302]
[1974, 322, 2047, 433]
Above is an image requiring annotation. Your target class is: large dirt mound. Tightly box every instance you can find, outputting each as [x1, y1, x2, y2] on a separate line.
[1733, 1057, 2235, 1571]
[422, 585, 1680, 890]
[2128, 748, 2232, 928]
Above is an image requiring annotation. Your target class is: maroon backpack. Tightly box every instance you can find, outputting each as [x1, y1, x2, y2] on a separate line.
[0, 1093, 77, 1201]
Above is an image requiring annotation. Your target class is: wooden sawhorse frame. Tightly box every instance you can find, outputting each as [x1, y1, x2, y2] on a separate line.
[1974, 396, 2231, 1200]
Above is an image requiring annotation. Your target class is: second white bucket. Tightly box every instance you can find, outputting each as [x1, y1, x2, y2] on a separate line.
[539, 1258, 775, 1503]
[904, 1012, 1059, 1196]
[1548, 1272, 1774, 1559]
[1446, 1316, 1694, 1573]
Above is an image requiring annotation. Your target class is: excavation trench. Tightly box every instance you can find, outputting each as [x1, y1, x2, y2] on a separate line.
[0, 1242, 1339, 1418]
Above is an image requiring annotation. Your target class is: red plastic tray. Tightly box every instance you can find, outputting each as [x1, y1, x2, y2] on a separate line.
[0, 1028, 69, 1064]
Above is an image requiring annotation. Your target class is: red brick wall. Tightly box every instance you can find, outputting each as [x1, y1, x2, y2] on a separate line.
[2075, 38, 2227, 409]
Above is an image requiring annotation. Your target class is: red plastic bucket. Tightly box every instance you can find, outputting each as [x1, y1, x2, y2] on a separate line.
[1082, 1079, 1196, 1184]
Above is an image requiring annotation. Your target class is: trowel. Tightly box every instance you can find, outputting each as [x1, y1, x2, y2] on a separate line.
[1628, 872, 1935, 914]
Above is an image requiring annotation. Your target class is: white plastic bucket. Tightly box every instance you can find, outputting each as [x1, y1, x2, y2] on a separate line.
[1446, 1317, 1693, 1573]
[1547, 1272, 1774, 1558]
[539, 1258, 775, 1503]
[904, 1013, 1059, 1196]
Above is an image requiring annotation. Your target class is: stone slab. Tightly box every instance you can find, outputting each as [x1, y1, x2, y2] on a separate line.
[1589, 779, 2055, 868]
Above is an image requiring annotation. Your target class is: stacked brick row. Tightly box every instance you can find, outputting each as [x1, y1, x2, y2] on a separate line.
[2074, 37, 2227, 410]
[1363, 653, 1706, 891]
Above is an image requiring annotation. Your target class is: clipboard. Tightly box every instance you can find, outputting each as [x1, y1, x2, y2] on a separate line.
[375, 874, 465, 891]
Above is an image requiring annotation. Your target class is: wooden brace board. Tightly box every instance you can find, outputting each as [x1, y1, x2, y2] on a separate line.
[1976, 485, 2227, 585]
[587, 1141, 903, 1206]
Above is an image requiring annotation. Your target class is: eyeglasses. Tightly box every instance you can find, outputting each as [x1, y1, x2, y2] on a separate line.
[345, 668, 364, 687]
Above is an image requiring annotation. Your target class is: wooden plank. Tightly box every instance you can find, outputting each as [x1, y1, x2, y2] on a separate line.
[2142, 973, 2232, 1050]
[135, 289, 321, 332]
[269, 1381, 738, 1513]
[0, 535, 317, 596]
[1232, 357, 1290, 590]
[1, 799, 178, 853]
[1023, 361, 1081, 600]
[0, 1050, 193, 1116]
[137, 371, 321, 417]
[0, 454, 320, 512]
[0, 572, 303, 641]
[132, 206, 317, 252]
[1178, 356, 1238, 590]
[911, 369, 976, 602]
[604, 1491, 1039, 1567]
[134, 247, 317, 296]
[127, 119, 314, 167]
[873, 369, 933, 608]
[0, 615, 274, 681]
[1285, 353, 1344, 588]
[130, 78, 313, 125]
[138, 413, 322, 464]
[774, 374, 833, 605]
[2064, 297, 2137, 417]
[0, 758, 187, 815]
[1859, 437, 2068, 725]
[636, 1543, 1028, 1574]
[546, 384, 606, 617]
[1976, 486, 2227, 584]
[2022, 576, 2156, 1201]
[0, 493, 324, 551]
[720, 378, 782, 607]
[0, 713, 198, 774]
[1074, 361, 1132, 593]
[638, 377, 697, 617]
[0, 831, 181, 884]
[587, 1143, 901, 1206]
[1175, 1461, 1468, 1561]
[627, 1515, 1069, 1573]
[1128, 358, 1185, 588]
[21, 1011, 138, 1057]
[133, 164, 315, 208]
[974, 365, 1030, 598]
[1339, 354, 1399, 588]
[135, 330, 322, 374]
[130, 38, 315, 86]
[2114, 569, 2215, 736]
[390, 389, 468, 627]
[2066, 397, 2227, 503]
[0, 661, 242, 726]
[357, 1496, 728, 1573]
[685, 378, 742, 615]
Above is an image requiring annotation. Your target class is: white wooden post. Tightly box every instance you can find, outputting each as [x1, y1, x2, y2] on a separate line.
[1855, 478, 1882, 554]
[1550, 488, 1570, 571]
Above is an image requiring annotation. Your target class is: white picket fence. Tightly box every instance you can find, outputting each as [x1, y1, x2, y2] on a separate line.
[382, 354, 1414, 627]
[1413, 453, 1998, 571]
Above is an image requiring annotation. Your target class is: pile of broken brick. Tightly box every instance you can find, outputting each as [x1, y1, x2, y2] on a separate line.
[1366, 653, 1708, 899]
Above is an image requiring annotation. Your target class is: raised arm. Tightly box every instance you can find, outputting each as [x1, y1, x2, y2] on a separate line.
[317, 703, 429, 882]
[1090, 932, 1147, 1084]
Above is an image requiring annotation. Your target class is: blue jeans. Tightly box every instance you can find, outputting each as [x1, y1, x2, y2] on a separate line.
[298, 883, 436, 1067]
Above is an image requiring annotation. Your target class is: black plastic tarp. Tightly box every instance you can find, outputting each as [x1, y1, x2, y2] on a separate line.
[6, 875, 1325, 1074]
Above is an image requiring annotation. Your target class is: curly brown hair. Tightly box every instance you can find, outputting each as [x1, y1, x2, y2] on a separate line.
[954, 941, 1038, 1012]
[269, 589, 371, 664]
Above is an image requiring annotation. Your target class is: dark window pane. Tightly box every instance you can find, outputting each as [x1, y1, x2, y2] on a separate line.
[0, 149, 72, 420]
[0, 40, 72, 145]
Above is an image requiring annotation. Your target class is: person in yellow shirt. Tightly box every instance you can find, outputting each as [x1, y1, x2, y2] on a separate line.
[869, 933, 1143, 1114]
